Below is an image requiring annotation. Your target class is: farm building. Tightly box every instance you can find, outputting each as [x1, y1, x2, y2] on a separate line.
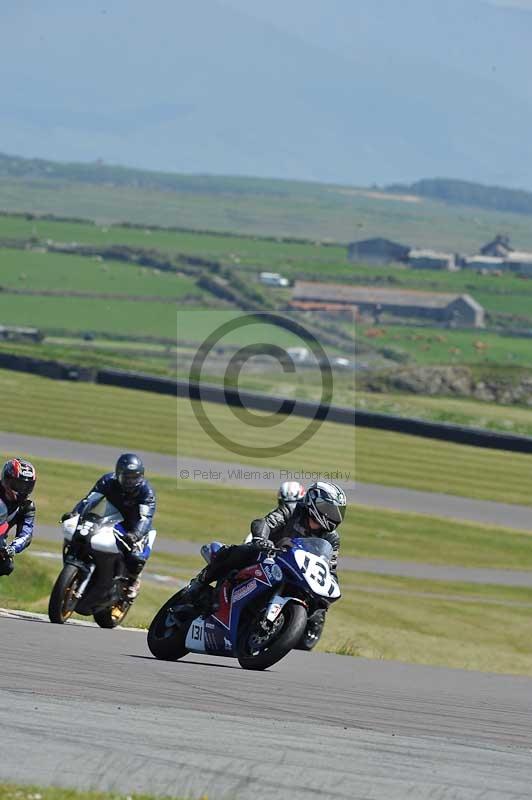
[347, 237, 410, 264]
[291, 282, 485, 327]
[464, 255, 505, 271]
[464, 247, 532, 275]
[408, 249, 457, 270]
[479, 235, 513, 257]
[506, 251, 532, 276]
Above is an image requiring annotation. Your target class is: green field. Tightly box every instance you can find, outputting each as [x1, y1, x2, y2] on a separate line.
[0, 293, 185, 338]
[0, 339, 177, 377]
[3, 175, 532, 253]
[357, 390, 532, 436]
[4, 214, 532, 306]
[1, 451, 530, 571]
[359, 324, 532, 367]
[324, 571, 532, 675]
[0, 248, 204, 298]
[0, 784, 189, 800]
[1, 369, 531, 505]
[0, 215, 348, 277]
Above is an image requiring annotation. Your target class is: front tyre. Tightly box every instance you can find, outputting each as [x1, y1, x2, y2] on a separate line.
[147, 592, 191, 661]
[237, 602, 307, 671]
[295, 609, 326, 651]
[48, 564, 82, 624]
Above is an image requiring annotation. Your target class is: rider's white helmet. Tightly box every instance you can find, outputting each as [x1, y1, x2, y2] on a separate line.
[278, 481, 305, 510]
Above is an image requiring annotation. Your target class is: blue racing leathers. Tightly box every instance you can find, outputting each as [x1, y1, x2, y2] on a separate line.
[72, 473, 156, 542]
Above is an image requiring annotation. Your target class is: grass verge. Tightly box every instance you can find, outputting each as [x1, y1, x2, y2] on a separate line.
[322, 571, 532, 676]
[0, 784, 193, 800]
[356, 390, 532, 437]
[3, 455, 532, 571]
[2, 368, 532, 505]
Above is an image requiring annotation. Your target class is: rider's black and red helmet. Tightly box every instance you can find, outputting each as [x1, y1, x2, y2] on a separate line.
[1, 458, 36, 499]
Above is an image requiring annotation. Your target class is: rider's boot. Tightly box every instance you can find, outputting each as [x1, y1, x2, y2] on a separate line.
[126, 576, 141, 601]
[124, 563, 144, 601]
[181, 567, 213, 611]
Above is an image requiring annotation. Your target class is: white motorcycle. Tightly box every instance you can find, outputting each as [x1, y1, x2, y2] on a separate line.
[48, 497, 156, 628]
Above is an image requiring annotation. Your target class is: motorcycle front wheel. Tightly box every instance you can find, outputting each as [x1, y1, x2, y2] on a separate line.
[48, 564, 82, 624]
[237, 602, 307, 671]
[94, 602, 131, 629]
[295, 609, 326, 651]
[147, 591, 191, 661]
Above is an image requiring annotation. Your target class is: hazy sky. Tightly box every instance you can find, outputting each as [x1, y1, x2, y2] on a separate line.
[1, 1, 531, 189]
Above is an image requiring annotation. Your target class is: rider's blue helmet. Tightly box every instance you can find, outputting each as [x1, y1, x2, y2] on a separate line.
[115, 453, 145, 494]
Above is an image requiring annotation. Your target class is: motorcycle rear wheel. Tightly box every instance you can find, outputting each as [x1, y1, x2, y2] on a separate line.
[147, 591, 191, 661]
[48, 564, 81, 624]
[237, 602, 307, 670]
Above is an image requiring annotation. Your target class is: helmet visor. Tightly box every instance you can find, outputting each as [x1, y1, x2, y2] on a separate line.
[313, 497, 346, 526]
[118, 471, 144, 491]
[7, 476, 35, 496]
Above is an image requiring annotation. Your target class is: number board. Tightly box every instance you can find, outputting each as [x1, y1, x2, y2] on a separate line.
[294, 550, 341, 598]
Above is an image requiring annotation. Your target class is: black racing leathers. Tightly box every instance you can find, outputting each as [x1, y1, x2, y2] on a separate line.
[0, 485, 35, 554]
[251, 502, 340, 574]
[197, 502, 340, 589]
[72, 473, 156, 542]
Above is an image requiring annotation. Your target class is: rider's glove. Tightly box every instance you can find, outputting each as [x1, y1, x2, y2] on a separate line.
[251, 537, 274, 550]
[4, 545, 15, 558]
[61, 512, 75, 523]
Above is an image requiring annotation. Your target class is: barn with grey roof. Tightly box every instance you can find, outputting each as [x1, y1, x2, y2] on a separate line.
[291, 281, 485, 327]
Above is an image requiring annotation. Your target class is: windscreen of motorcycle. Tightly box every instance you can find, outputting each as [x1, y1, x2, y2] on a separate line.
[290, 536, 333, 560]
[87, 497, 123, 524]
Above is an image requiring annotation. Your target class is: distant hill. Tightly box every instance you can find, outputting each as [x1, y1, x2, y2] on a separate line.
[386, 179, 532, 216]
[3, 152, 532, 253]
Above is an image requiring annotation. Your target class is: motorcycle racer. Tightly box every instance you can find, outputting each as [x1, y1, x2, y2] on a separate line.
[182, 481, 346, 634]
[63, 453, 156, 599]
[0, 458, 37, 576]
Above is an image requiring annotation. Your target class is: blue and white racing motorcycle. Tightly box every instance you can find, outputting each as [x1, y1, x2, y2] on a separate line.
[147, 537, 341, 670]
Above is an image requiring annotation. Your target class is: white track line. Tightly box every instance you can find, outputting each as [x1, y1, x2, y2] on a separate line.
[0, 607, 147, 631]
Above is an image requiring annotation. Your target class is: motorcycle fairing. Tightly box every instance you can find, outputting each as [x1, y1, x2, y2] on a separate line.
[277, 544, 340, 600]
[186, 561, 281, 656]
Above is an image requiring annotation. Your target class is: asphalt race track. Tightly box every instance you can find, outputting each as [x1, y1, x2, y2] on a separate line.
[1, 613, 532, 800]
[2, 431, 532, 531]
